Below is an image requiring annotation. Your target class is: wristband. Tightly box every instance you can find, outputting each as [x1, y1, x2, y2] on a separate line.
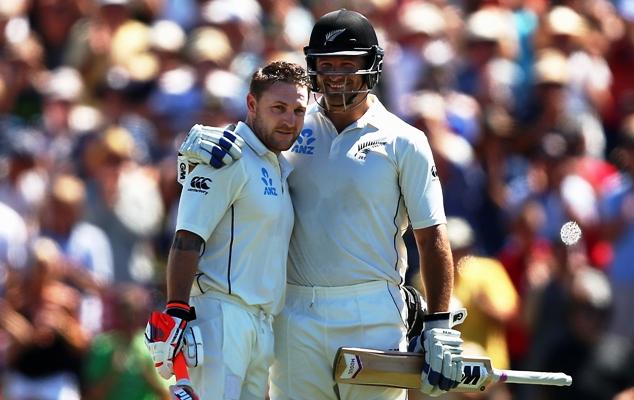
[166, 301, 195, 321]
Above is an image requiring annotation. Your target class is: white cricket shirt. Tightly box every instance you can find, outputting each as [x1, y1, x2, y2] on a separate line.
[284, 95, 446, 287]
[176, 122, 294, 315]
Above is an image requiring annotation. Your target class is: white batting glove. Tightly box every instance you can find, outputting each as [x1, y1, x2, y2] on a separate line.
[144, 302, 195, 379]
[179, 124, 243, 169]
[409, 308, 467, 397]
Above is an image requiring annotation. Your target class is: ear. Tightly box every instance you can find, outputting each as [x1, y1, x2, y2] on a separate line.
[246, 93, 257, 114]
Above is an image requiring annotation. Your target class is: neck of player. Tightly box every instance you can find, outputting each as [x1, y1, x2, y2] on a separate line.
[325, 94, 373, 133]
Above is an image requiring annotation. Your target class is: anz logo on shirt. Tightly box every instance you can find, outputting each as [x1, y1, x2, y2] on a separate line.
[291, 129, 315, 155]
[261, 168, 278, 196]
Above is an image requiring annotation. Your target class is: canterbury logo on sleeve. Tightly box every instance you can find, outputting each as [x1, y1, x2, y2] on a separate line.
[189, 176, 212, 194]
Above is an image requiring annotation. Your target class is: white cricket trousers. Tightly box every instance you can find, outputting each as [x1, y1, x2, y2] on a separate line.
[188, 290, 274, 400]
[270, 280, 408, 400]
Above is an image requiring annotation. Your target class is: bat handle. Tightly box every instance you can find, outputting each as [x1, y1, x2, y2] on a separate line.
[174, 352, 189, 381]
[495, 369, 573, 386]
[171, 352, 199, 400]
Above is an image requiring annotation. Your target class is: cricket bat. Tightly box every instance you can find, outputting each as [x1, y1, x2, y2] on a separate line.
[334, 347, 572, 392]
[170, 350, 199, 400]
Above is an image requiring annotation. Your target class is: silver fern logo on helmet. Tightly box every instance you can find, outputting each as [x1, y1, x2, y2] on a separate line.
[324, 28, 346, 45]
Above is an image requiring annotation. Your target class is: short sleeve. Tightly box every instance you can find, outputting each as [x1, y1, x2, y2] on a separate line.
[396, 131, 446, 229]
[176, 162, 247, 240]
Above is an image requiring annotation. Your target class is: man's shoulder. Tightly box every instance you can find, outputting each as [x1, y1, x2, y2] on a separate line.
[187, 156, 250, 183]
[370, 104, 426, 140]
[382, 116, 430, 148]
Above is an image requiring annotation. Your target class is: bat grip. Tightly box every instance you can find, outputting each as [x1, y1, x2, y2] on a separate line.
[171, 352, 199, 400]
[174, 352, 189, 381]
[495, 369, 572, 386]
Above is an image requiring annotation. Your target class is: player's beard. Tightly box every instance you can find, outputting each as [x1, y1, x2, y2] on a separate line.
[251, 113, 297, 152]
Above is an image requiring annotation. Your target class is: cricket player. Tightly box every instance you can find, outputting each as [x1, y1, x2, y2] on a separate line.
[145, 61, 310, 399]
[178, 9, 464, 400]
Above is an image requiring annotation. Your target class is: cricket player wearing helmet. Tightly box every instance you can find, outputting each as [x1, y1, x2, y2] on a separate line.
[146, 61, 309, 399]
[178, 9, 464, 400]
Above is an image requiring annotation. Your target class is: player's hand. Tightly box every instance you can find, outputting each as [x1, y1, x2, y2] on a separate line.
[179, 124, 244, 169]
[144, 301, 195, 379]
[409, 309, 467, 397]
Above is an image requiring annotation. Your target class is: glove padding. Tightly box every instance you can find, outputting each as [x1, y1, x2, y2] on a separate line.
[145, 302, 195, 379]
[409, 308, 468, 397]
[402, 285, 427, 343]
[179, 124, 243, 170]
[182, 325, 203, 368]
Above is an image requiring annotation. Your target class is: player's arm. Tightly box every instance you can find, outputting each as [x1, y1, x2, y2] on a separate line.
[411, 224, 464, 396]
[146, 163, 245, 383]
[396, 130, 464, 396]
[413, 224, 453, 313]
[167, 230, 204, 303]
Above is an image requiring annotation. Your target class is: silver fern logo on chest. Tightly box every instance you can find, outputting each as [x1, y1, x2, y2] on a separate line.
[353, 140, 387, 160]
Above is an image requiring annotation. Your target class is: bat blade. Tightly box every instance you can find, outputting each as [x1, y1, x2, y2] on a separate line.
[334, 347, 425, 390]
[334, 347, 572, 392]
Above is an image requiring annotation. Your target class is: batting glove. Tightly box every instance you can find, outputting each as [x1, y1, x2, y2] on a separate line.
[409, 308, 468, 397]
[145, 301, 196, 379]
[179, 124, 243, 169]
[182, 324, 204, 368]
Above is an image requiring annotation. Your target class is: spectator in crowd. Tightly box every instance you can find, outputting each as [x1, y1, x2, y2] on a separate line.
[40, 173, 113, 286]
[0, 127, 48, 229]
[3, 238, 89, 400]
[38, 173, 114, 334]
[539, 266, 634, 400]
[0, 201, 29, 274]
[83, 283, 168, 400]
[497, 200, 553, 368]
[600, 115, 634, 342]
[81, 125, 164, 283]
[29, 0, 84, 69]
[447, 217, 519, 371]
[534, 6, 611, 158]
[36, 66, 86, 170]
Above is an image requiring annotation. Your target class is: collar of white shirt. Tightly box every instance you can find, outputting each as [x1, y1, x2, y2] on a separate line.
[235, 121, 269, 156]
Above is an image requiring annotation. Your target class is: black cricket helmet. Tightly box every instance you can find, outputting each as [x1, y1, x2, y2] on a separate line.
[304, 9, 384, 93]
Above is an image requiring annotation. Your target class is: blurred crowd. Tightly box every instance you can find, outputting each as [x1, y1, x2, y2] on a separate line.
[0, 0, 634, 399]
